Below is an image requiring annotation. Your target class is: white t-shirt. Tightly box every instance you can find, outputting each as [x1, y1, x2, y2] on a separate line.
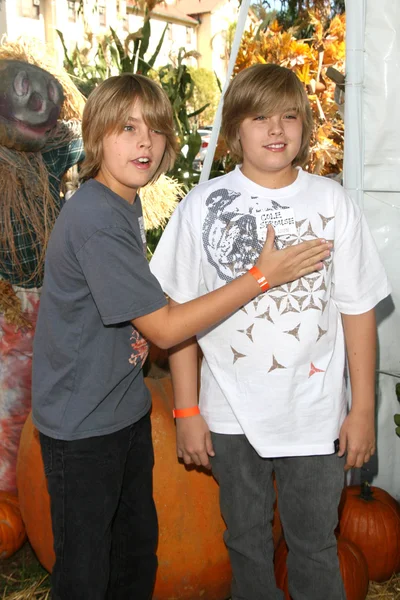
[150, 167, 390, 457]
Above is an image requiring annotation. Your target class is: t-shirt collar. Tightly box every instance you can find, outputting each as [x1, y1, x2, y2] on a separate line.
[90, 179, 140, 214]
[232, 165, 307, 198]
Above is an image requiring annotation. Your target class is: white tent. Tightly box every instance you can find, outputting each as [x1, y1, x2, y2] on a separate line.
[345, 0, 400, 500]
[202, 0, 400, 500]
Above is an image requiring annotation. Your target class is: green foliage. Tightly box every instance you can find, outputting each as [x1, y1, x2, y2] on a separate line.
[146, 227, 165, 260]
[187, 67, 219, 127]
[57, 16, 167, 98]
[157, 49, 208, 187]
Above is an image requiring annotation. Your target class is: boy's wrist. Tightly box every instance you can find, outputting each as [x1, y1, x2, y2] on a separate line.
[173, 406, 200, 418]
[248, 266, 270, 292]
[244, 270, 265, 297]
[348, 403, 375, 417]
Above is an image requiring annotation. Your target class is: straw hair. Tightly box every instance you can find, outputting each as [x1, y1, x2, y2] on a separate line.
[222, 64, 314, 167]
[80, 74, 177, 183]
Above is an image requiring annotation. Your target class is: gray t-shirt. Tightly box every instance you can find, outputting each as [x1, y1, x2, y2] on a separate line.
[32, 179, 167, 440]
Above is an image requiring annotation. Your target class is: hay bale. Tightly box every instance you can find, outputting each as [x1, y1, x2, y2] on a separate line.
[140, 174, 184, 231]
[367, 573, 400, 599]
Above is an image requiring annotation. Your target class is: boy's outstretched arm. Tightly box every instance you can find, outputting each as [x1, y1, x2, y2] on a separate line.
[134, 227, 331, 349]
[339, 309, 377, 471]
[168, 300, 214, 469]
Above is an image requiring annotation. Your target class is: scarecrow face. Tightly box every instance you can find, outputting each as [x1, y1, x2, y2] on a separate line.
[0, 60, 64, 152]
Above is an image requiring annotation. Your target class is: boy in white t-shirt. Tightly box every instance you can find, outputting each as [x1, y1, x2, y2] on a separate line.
[150, 64, 390, 600]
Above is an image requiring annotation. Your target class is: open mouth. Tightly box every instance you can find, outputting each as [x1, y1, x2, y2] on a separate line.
[131, 157, 152, 169]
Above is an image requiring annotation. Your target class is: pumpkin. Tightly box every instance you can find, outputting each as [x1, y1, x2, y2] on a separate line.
[17, 377, 233, 599]
[0, 491, 27, 559]
[339, 482, 400, 582]
[0, 490, 20, 509]
[274, 536, 369, 600]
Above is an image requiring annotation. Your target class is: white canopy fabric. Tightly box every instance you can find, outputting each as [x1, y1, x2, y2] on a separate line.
[345, 0, 400, 500]
[199, 0, 252, 182]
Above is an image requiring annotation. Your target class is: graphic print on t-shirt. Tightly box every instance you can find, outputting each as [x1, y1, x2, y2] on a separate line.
[129, 328, 149, 367]
[202, 188, 287, 282]
[202, 187, 335, 368]
[268, 216, 333, 316]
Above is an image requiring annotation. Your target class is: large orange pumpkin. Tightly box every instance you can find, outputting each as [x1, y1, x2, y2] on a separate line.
[274, 536, 369, 600]
[0, 491, 27, 559]
[17, 377, 232, 599]
[339, 482, 400, 582]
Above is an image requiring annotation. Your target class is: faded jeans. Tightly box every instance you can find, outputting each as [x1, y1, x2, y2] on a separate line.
[210, 432, 346, 600]
[39, 412, 157, 600]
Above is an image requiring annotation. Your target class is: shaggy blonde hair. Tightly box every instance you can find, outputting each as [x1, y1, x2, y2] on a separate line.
[80, 74, 177, 182]
[222, 64, 314, 167]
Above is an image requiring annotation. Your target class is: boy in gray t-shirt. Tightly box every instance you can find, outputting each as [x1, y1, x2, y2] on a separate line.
[32, 73, 332, 599]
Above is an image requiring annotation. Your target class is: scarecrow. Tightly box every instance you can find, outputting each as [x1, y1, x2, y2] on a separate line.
[0, 40, 85, 493]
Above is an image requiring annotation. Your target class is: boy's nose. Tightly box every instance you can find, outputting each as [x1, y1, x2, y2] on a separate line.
[268, 117, 284, 135]
[139, 130, 152, 148]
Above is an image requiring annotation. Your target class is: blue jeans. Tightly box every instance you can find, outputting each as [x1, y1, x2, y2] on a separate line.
[210, 433, 346, 600]
[39, 412, 157, 600]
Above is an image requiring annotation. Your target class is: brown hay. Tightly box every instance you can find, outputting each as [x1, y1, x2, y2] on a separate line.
[140, 174, 185, 230]
[366, 573, 400, 599]
[2, 574, 400, 599]
[0, 148, 59, 287]
[0, 37, 85, 120]
[0, 282, 33, 330]
[1, 575, 50, 599]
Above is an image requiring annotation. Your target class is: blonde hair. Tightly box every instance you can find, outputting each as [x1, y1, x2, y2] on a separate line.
[80, 74, 177, 182]
[222, 64, 314, 167]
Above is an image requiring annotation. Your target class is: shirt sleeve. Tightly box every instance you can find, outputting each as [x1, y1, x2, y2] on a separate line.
[76, 226, 167, 325]
[150, 193, 204, 303]
[331, 190, 391, 314]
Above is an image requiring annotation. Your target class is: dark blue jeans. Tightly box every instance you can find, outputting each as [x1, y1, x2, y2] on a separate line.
[210, 432, 346, 600]
[39, 412, 157, 600]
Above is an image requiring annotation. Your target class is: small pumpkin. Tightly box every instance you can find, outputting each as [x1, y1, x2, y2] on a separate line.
[339, 482, 400, 582]
[274, 536, 369, 600]
[0, 490, 20, 509]
[0, 491, 27, 559]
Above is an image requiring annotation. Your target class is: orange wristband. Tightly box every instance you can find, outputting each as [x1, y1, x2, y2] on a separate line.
[249, 266, 270, 292]
[172, 406, 200, 418]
